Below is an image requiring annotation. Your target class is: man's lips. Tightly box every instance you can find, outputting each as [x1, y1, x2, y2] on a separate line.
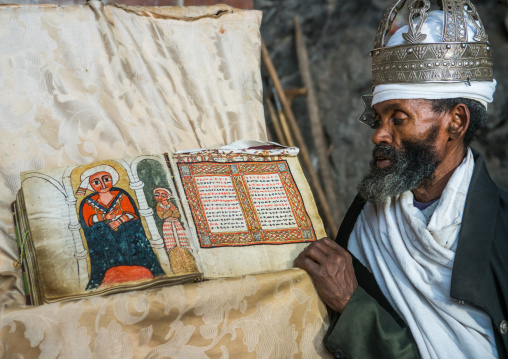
[374, 155, 393, 169]
[372, 144, 397, 169]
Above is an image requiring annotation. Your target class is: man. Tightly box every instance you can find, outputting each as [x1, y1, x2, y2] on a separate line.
[294, 3, 508, 359]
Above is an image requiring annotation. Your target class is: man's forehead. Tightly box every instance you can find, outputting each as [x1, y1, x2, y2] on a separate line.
[373, 101, 403, 115]
[372, 99, 430, 115]
[91, 171, 111, 178]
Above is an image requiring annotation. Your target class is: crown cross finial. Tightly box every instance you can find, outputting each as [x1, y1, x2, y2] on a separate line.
[373, 0, 407, 49]
[442, 0, 468, 42]
[403, 0, 431, 44]
[463, 1, 488, 42]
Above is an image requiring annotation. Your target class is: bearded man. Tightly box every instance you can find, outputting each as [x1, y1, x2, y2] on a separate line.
[294, 2, 508, 359]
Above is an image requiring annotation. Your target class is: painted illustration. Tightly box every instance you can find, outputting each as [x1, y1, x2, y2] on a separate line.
[153, 187, 198, 274]
[153, 187, 191, 251]
[76, 165, 165, 290]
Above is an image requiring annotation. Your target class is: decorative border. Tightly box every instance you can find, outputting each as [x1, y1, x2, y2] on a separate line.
[177, 160, 317, 248]
[372, 42, 492, 86]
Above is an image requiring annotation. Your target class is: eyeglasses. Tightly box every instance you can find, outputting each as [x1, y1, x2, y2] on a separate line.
[358, 95, 376, 129]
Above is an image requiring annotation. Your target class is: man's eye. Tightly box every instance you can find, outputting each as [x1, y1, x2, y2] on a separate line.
[93, 180, 100, 185]
[104, 178, 110, 182]
[372, 118, 381, 130]
[392, 118, 404, 126]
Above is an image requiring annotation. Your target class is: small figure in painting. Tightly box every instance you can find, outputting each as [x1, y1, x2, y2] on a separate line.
[153, 187, 198, 274]
[77, 165, 165, 290]
[153, 187, 191, 251]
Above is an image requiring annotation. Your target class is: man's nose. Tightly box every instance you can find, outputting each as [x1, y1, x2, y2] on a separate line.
[372, 123, 392, 145]
[100, 180, 107, 189]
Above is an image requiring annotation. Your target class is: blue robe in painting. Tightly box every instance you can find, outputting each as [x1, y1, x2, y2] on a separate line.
[79, 187, 165, 290]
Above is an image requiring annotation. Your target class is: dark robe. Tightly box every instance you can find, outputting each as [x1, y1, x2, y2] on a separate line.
[79, 187, 165, 290]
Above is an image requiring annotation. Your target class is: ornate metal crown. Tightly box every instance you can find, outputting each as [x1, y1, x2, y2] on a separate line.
[371, 0, 493, 87]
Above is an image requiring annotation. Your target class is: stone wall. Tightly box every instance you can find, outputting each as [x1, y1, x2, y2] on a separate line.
[257, 0, 508, 221]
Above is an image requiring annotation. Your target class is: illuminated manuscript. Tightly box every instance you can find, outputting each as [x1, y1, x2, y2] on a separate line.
[169, 151, 325, 278]
[177, 160, 316, 247]
[13, 149, 325, 304]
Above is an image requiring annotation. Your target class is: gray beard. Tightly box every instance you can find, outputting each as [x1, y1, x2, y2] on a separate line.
[357, 128, 441, 203]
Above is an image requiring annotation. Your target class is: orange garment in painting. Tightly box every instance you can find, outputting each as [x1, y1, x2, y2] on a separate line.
[101, 266, 154, 286]
[81, 190, 138, 228]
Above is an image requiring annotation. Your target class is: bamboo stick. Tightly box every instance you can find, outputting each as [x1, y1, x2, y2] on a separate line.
[277, 110, 294, 147]
[284, 87, 308, 105]
[261, 40, 338, 236]
[294, 15, 342, 222]
[265, 97, 287, 146]
[270, 81, 295, 147]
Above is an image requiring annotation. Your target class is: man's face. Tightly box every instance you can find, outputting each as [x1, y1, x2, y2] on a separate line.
[154, 189, 171, 205]
[89, 171, 113, 193]
[357, 99, 449, 202]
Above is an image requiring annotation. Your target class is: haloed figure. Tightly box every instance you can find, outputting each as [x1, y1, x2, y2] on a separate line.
[153, 187, 198, 275]
[77, 165, 165, 289]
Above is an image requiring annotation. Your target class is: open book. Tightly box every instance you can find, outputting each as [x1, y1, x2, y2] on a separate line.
[13, 142, 326, 305]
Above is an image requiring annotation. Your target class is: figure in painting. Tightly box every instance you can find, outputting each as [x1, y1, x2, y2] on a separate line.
[153, 187, 198, 274]
[76, 165, 165, 290]
[153, 187, 191, 251]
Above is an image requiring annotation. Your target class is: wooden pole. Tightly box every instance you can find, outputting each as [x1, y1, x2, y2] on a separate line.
[277, 109, 294, 147]
[294, 15, 342, 222]
[270, 82, 295, 147]
[265, 97, 287, 146]
[261, 41, 338, 236]
[283, 87, 308, 105]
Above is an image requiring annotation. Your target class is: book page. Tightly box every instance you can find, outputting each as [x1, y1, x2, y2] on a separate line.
[19, 155, 202, 303]
[170, 151, 326, 277]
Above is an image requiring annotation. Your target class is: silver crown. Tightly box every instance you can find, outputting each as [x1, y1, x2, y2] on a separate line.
[371, 0, 493, 87]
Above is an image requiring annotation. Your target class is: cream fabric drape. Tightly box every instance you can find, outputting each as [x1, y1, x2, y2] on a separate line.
[1, 269, 330, 358]
[0, 2, 330, 357]
[0, 1, 266, 306]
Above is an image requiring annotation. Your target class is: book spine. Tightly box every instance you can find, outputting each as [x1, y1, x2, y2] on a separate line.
[12, 208, 32, 305]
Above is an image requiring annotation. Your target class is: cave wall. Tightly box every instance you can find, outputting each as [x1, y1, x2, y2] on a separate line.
[256, 0, 508, 221]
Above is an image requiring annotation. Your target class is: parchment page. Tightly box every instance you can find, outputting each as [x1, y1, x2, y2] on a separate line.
[170, 152, 326, 277]
[19, 154, 202, 304]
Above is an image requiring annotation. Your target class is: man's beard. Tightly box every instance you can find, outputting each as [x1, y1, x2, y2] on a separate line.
[357, 127, 441, 203]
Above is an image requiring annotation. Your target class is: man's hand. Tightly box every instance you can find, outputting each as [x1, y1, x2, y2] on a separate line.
[294, 237, 358, 313]
[108, 219, 122, 230]
[105, 208, 121, 220]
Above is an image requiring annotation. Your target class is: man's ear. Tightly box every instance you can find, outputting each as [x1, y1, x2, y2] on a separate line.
[447, 103, 470, 141]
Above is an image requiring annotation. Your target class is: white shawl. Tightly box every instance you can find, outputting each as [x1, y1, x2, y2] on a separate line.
[349, 149, 498, 359]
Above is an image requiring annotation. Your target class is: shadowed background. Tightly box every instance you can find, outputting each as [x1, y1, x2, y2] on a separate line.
[2, 0, 506, 224]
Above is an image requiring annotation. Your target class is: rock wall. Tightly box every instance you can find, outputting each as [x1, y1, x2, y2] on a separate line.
[256, 0, 508, 222]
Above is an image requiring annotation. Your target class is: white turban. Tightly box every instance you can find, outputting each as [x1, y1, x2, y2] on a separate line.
[372, 10, 496, 108]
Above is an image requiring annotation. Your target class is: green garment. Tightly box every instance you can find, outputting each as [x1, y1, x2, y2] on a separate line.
[323, 287, 420, 359]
